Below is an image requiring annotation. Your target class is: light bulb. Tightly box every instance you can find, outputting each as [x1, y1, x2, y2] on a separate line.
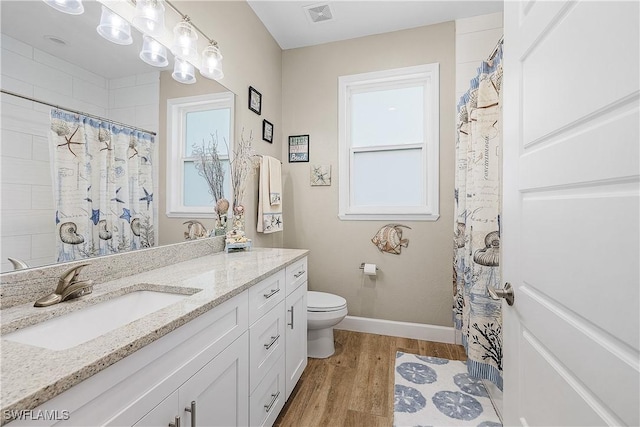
[172, 58, 196, 84]
[96, 5, 132, 46]
[140, 36, 168, 67]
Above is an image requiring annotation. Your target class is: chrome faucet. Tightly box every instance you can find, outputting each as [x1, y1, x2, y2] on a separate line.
[34, 263, 94, 307]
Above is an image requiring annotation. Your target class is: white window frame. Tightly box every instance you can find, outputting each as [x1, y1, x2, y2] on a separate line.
[166, 92, 235, 218]
[338, 63, 440, 221]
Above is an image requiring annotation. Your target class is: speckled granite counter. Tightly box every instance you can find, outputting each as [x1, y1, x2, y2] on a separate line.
[0, 248, 308, 422]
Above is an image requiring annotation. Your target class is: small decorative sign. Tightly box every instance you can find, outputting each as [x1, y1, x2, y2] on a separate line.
[310, 164, 331, 186]
[262, 119, 273, 143]
[248, 86, 261, 115]
[288, 134, 309, 162]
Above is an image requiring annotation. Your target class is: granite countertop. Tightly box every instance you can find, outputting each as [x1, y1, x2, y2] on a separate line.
[0, 248, 308, 420]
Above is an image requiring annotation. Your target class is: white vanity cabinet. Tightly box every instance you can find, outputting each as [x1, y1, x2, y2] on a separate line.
[248, 271, 287, 427]
[134, 333, 249, 427]
[5, 256, 309, 427]
[284, 257, 308, 401]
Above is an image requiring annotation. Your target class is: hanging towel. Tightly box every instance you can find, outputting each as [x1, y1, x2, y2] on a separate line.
[257, 156, 283, 233]
[268, 157, 282, 206]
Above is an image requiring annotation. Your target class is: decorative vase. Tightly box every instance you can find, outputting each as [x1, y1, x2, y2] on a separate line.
[226, 205, 249, 244]
[214, 198, 230, 236]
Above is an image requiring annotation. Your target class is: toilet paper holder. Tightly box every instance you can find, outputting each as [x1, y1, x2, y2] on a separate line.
[359, 263, 379, 271]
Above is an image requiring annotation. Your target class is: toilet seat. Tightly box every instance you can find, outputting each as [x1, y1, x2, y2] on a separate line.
[307, 291, 347, 312]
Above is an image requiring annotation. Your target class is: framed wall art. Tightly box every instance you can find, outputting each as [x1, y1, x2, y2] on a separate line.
[262, 120, 273, 143]
[288, 134, 309, 162]
[248, 86, 261, 115]
[311, 165, 331, 186]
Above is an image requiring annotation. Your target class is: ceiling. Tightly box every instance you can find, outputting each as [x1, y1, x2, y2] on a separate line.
[0, 1, 504, 80]
[247, 0, 504, 50]
[0, 0, 168, 79]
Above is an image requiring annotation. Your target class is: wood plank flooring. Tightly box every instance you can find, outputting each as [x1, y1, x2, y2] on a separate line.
[274, 330, 466, 427]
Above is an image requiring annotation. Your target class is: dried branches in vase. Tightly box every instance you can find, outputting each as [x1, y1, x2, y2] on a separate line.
[192, 133, 229, 235]
[226, 129, 255, 245]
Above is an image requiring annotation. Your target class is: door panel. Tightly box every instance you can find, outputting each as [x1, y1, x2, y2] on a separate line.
[179, 333, 249, 427]
[503, 1, 639, 426]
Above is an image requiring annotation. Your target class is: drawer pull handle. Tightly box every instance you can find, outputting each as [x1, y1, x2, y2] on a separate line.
[294, 270, 305, 278]
[184, 401, 196, 427]
[264, 391, 280, 412]
[263, 288, 280, 299]
[168, 416, 181, 427]
[264, 335, 280, 350]
[288, 306, 294, 329]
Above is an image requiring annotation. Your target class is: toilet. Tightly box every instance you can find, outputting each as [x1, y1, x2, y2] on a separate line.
[307, 291, 348, 358]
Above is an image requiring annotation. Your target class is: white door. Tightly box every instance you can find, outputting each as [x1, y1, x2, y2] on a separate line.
[285, 281, 308, 400]
[502, 1, 639, 426]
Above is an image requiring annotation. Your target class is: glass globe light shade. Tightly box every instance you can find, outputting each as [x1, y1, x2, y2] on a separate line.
[132, 0, 165, 37]
[140, 36, 169, 67]
[96, 5, 133, 46]
[171, 20, 198, 61]
[200, 44, 224, 80]
[42, 0, 84, 15]
[172, 58, 196, 84]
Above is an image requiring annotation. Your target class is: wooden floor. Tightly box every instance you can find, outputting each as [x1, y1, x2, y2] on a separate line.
[274, 330, 466, 427]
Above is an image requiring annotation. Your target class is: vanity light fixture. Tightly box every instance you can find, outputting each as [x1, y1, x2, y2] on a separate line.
[96, 5, 133, 46]
[172, 57, 196, 84]
[42, 0, 84, 15]
[171, 17, 198, 62]
[132, 0, 165, 38]
[139, 35, 169, 67]
[199, 42, 224, 80]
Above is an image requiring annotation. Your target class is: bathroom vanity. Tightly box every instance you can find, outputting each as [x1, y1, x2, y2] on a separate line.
[0, 248, 308, 427]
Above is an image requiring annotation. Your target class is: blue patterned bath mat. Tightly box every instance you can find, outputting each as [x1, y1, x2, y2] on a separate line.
[394, 352, 501, 427]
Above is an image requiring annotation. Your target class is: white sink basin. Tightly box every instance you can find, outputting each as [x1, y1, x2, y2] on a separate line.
[4, 290, 188, 350]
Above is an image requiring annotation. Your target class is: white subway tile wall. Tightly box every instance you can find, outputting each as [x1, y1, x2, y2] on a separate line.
[0, 34, 160, 273]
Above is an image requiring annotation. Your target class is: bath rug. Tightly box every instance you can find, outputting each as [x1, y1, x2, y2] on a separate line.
[394, 352, 501, 427]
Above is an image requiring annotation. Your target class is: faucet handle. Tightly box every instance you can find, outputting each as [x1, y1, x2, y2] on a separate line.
[55, 263, 91, 293]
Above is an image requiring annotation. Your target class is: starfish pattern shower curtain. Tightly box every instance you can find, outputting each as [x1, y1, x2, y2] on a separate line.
[50, 110, 155, 262]
[453, 45, 504, 389]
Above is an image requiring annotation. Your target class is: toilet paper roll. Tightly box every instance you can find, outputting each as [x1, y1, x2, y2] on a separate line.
[363, 263, 377, 276]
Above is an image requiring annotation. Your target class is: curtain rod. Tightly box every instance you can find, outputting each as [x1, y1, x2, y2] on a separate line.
[487, 36, 504, 61]
[1, 89, 157, 136]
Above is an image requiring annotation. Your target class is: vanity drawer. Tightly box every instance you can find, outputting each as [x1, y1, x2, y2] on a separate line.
[285, 257, 307, 295]
[249, 355, 285, 427]
[248, 269, 285, 325]
[249, 300, 285, 394]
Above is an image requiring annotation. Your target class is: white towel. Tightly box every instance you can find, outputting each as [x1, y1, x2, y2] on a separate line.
[268, 157, 282, 206]
[257, 156, 283, 233]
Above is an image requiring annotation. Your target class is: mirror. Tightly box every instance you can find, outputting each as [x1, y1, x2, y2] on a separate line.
[0, 0, 235, 273]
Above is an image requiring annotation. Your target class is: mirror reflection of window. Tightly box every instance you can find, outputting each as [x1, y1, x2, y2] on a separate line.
[166, 92, 235, 218]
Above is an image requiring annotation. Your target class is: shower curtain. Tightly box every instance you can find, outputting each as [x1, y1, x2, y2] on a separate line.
[453, 44, 504, 389]
[50, 110, 155, 262]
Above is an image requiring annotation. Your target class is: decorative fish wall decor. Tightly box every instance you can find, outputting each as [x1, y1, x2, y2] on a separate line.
[371, 224, 411, 255]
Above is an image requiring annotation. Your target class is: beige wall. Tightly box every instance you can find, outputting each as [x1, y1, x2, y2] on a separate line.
[158, 1, 283, 249]
[281, 22, 456, 327]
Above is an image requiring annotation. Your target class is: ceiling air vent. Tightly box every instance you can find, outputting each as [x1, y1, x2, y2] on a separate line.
[304, 3, 334, 24]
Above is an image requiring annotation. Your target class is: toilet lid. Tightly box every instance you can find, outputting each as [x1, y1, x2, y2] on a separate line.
[307, 291, 347, 311]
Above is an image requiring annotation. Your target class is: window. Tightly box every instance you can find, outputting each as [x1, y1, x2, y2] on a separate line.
[166, 92, 235, 217]
[338, 64, 439, 221]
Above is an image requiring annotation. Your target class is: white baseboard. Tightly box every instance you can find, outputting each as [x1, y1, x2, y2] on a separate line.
[335, 315, 455, 344]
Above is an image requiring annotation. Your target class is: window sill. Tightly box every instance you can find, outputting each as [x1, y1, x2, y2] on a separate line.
[338, 213, 440, 221]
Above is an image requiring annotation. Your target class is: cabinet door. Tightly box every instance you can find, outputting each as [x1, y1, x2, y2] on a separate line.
[133, 391, 179, 427]
[179, 332, 249, 427]
[284, 281, 307, 400]
[249, 355, 286, 427]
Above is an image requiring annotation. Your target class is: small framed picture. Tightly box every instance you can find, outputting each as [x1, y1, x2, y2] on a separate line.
[248, 86, 261, 115]
[311, 165, 331, 186]
[262, 120, 273, 143]
[288, 134, 309, 162]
